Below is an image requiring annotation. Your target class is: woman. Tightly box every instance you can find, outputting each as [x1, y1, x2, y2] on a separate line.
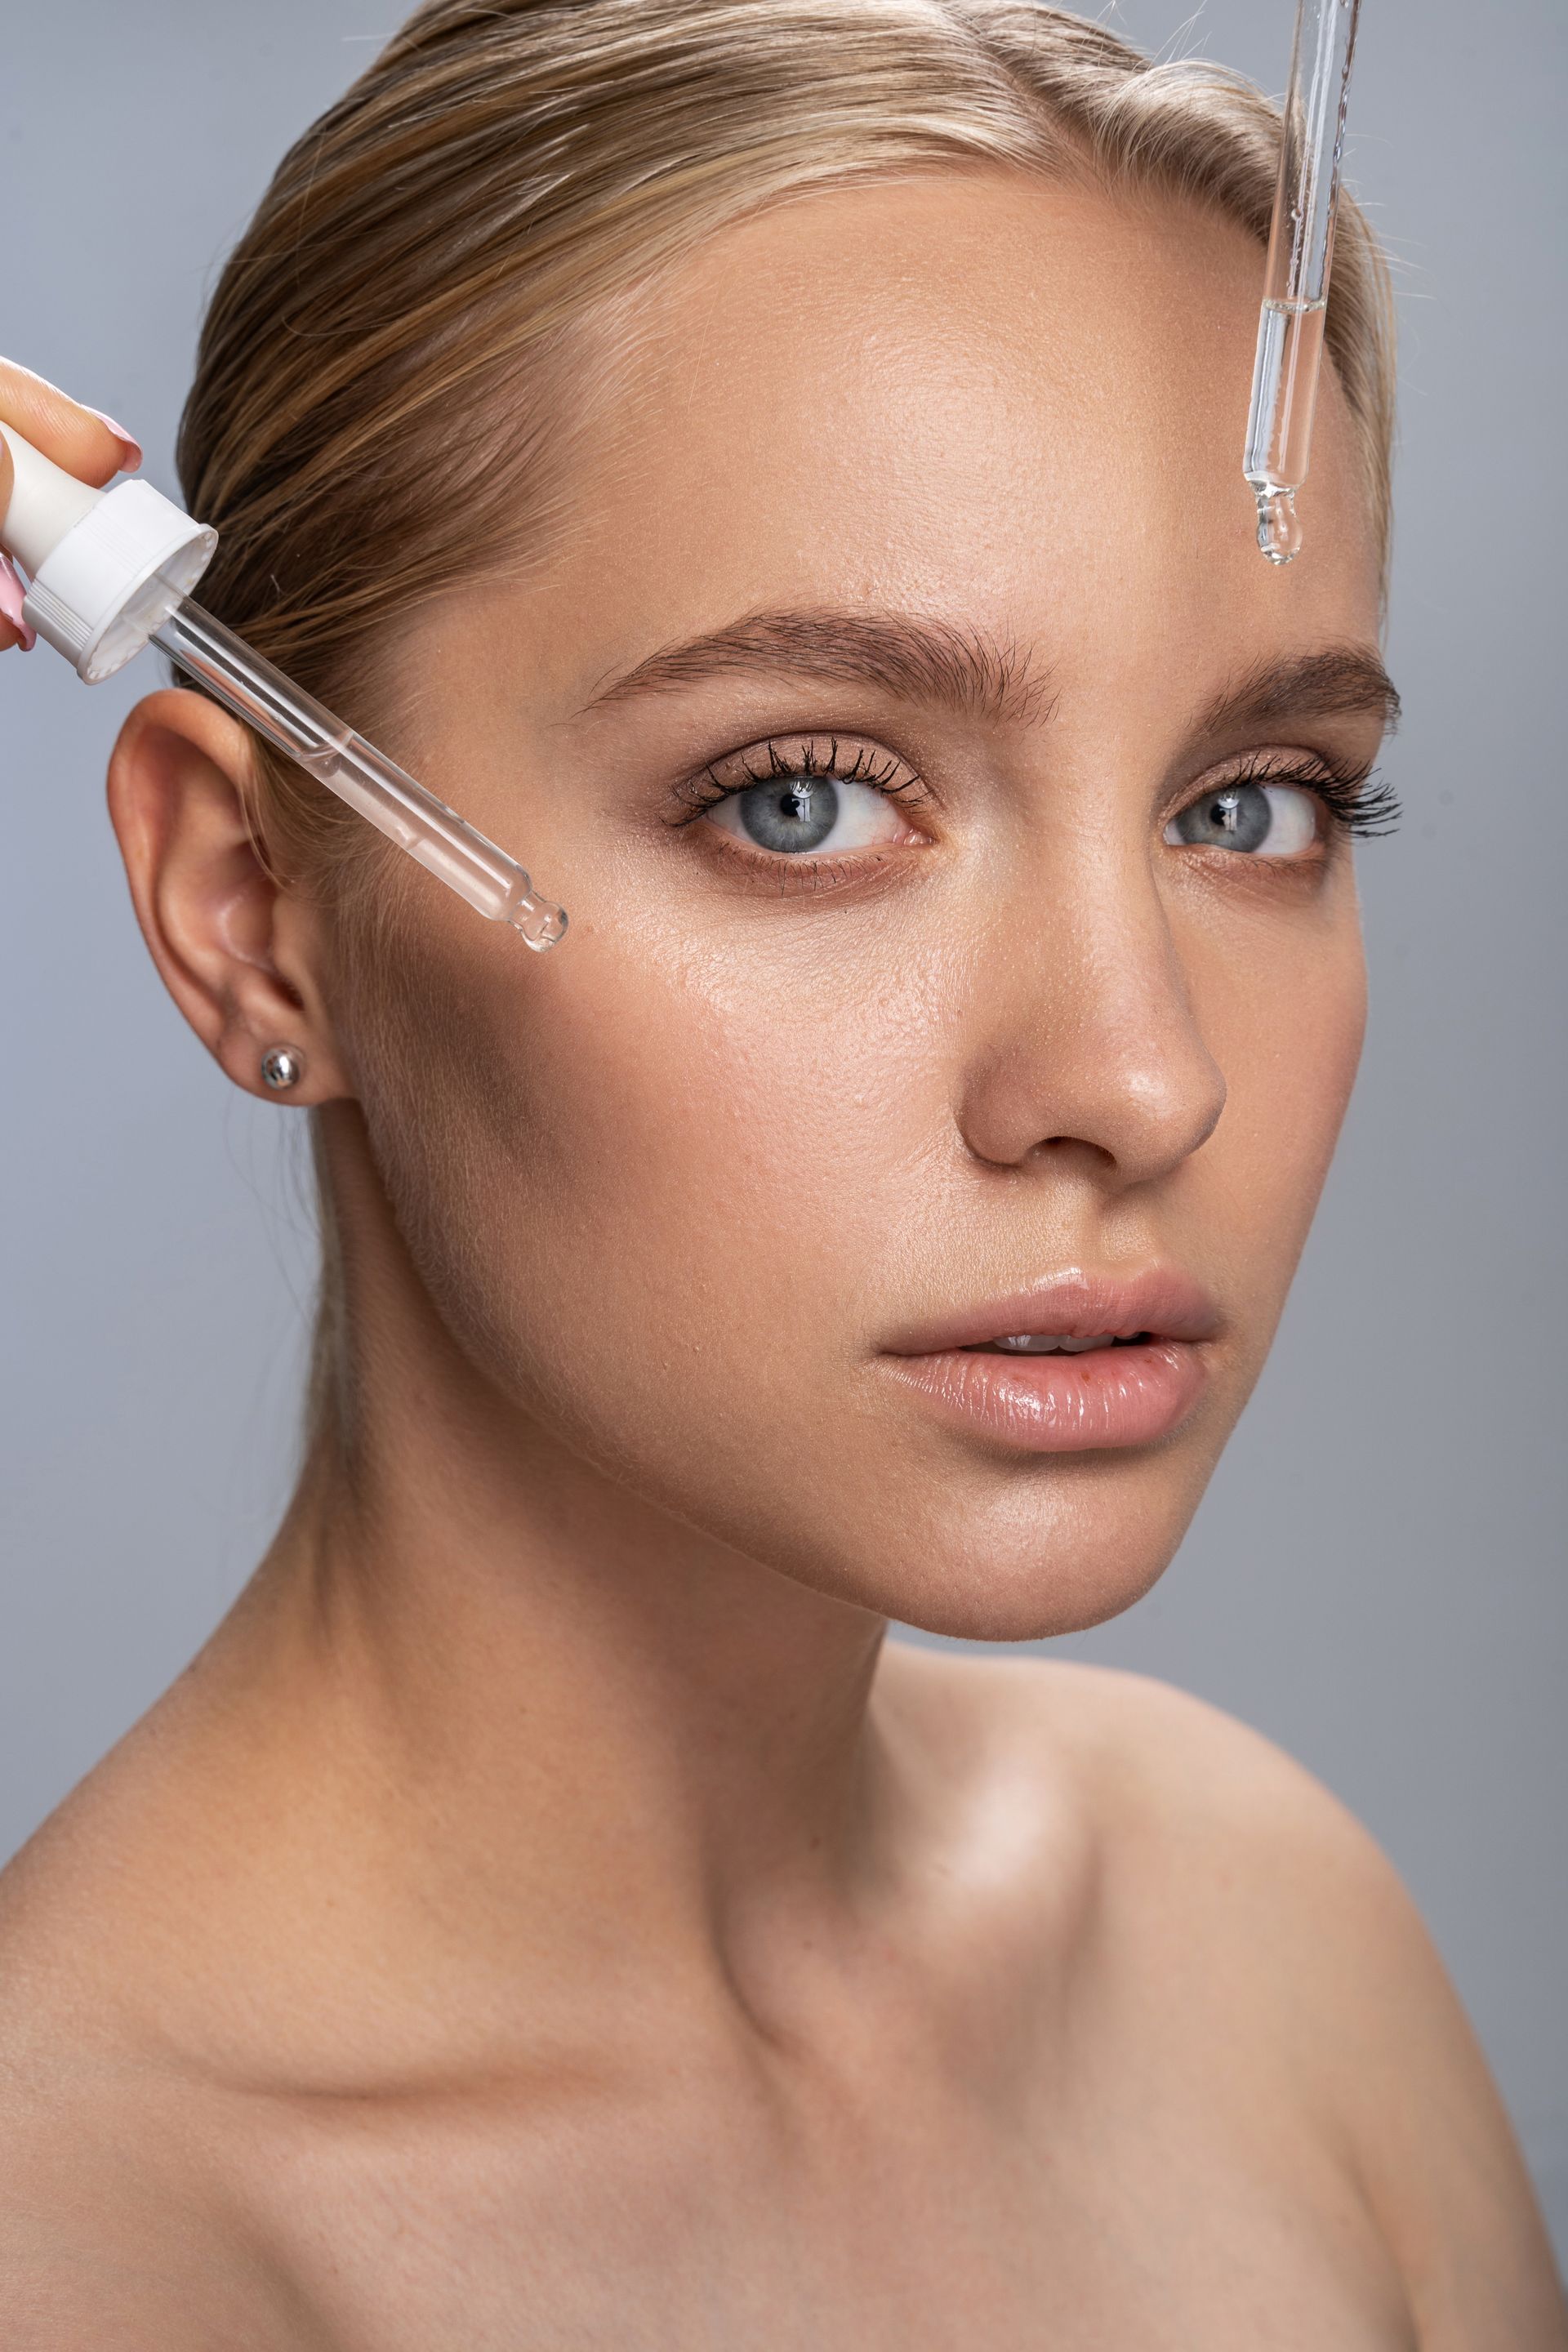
[1, 2, 1561, 2341]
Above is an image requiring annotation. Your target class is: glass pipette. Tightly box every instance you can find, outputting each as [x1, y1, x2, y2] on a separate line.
[0, 418, 567, 947]
[1243, 0, 1364, 564]
[153, 603, 566, 947]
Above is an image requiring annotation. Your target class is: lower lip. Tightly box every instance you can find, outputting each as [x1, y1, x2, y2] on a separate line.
[881, 1339, 1209, 1454]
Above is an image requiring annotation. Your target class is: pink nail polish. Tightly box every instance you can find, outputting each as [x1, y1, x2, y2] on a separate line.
[0, 554, 37, 650]
[84, 408, 143, 470]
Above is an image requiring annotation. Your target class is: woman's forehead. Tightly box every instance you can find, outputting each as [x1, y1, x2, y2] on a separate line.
[524, 170, 1383, 702]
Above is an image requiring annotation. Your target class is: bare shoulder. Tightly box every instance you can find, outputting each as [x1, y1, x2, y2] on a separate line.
[0, 2084, 306, 2351]
[0, 1823, 320, 2350]
[883, 1642, 1568, 2348]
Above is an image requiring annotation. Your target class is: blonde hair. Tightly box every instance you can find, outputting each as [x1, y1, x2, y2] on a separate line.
[174, 0, 1396, 1446]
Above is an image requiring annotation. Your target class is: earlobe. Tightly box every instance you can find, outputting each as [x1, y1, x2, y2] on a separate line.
[106, 687, 352, 1105]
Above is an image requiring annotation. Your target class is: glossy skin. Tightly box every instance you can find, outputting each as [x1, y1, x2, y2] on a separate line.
[1, 176, 1562, 2346]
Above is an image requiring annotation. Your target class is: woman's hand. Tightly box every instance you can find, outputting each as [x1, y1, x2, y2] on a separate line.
[0, 359, 143, 653]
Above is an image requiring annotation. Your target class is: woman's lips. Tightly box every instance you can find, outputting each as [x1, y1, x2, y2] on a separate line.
[881, 1339, 1208, 1453]
[880, 1267, 1218, 1455]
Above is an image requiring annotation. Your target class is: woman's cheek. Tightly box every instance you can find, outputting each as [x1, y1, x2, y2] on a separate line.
[1187, 909, 1367, 1338]
[392, 924, 938, 1430]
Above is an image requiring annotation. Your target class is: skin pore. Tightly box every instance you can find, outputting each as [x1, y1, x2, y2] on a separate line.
[2, 171, 1563, 2347]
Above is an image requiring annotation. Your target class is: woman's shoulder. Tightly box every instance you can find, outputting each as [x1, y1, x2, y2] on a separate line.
[0, 2014, 275, 2347]
[0, 1798, 302, 2347]
[884, 1637, 1423, 1916]
[0, 2063, 283, 2350]
[879, 1640, 1481, 2082]
[876, 1638, 1413, 2039]
[880, 1641, 1568, 2345]
[879, 1637, 1380, 1880]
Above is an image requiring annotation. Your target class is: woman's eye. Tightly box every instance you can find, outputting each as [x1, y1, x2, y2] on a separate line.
[1164, 780, 1320, 858]
[704, 773, 915, 858]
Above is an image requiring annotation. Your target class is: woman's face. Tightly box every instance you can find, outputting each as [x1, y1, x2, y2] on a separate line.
[340, 169, 1392, 1638]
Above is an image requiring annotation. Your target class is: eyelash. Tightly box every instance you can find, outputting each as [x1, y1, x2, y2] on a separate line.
[669, 737, 1402, 844]
[1209, 751, 1403, 840]
[670, 734, 924, 824]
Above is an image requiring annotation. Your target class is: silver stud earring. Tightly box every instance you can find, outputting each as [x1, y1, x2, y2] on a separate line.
[260, 1045, 305, 1092]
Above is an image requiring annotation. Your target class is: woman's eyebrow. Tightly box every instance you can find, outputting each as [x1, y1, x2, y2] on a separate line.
[1196, 645, 1402, 738]
[577, 612, 1399, 742]
[579, 608, 1054, 725]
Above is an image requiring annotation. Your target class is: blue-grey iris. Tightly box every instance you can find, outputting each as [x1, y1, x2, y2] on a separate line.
[737, 777, 840, 853]
[1171, 782, 1272, 853]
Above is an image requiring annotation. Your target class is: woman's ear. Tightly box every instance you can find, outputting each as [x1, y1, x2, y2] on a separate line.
[107, 687, 354, 1105]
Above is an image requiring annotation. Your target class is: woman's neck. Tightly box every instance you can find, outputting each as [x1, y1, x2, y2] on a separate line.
[199, 1247, 898, 2045]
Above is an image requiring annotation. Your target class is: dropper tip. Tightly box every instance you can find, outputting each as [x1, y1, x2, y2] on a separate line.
[511, 893, 568, 951]
[1254, 487, 1303, 565]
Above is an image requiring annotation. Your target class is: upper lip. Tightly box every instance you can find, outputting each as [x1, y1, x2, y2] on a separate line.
[884, 1266, 1223, 1356]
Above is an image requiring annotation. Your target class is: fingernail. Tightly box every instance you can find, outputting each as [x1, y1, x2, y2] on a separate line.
[83, 408, 143, 471]
[0, 553, 37, 650]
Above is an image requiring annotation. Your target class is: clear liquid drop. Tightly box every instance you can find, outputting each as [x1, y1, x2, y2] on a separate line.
[511, 889, 568, 950]
[1255, 488, 1303, 565]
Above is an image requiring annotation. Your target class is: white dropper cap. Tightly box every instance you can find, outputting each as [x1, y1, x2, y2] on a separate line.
[0, 421, 217, 684]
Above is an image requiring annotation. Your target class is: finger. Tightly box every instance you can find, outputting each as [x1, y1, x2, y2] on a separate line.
[0, 439, 34, 649]
[0, 358, 142, 489]
[2, 427, 30, 644]
[0, 553, 33, 653]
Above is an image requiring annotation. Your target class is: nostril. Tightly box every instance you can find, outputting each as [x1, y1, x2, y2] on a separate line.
[1027, 1135, 1117, 1168]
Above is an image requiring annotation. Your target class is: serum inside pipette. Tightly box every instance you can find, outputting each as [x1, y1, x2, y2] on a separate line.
[1241, 0, 1361, 565]
[1244, 294, 1327, 566]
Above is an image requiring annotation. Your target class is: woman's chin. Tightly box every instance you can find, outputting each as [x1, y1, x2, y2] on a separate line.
[766, 1508, 1190, 1646]
[877, 1560, 1173, 1645]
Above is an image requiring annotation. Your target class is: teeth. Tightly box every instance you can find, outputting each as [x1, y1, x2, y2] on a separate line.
[993, 1333, 1116, 1354]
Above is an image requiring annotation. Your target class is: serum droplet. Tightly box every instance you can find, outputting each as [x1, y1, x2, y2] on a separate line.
[1255, 488, 1303, 565]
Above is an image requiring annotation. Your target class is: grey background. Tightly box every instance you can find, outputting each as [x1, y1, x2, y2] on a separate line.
[2, 0, 1563, 2265]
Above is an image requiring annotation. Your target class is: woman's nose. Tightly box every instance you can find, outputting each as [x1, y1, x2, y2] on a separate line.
[955, 852, 1227, 1189]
